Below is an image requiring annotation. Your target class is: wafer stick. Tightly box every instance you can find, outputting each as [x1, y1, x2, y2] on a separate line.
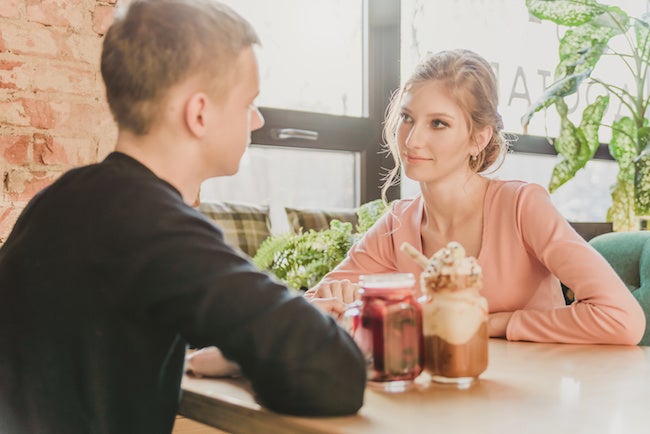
[400, 242, 429, 270]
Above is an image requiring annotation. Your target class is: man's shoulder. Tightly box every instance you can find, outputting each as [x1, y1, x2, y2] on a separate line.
[62, 152, 162, 187]
[22, 152, 192, 238]
[53, 153, 180, 207]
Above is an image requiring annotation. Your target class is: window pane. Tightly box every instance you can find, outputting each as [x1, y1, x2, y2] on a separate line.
[401, 0, 648, 141]
[222, 0, 365, 117]
[400, 0, 636, 222]
[200, 146, 359, 233]
[495, 154, 617, 222]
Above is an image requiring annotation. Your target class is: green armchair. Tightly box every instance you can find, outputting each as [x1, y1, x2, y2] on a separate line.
[589, 231, 650, 346]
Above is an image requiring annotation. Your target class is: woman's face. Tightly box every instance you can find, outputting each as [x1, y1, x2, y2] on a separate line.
[396, 80, 476, 184]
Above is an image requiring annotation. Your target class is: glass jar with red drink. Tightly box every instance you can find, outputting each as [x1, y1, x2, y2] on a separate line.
[342, 273, 424, 392]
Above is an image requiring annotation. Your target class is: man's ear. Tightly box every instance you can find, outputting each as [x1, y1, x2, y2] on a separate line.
[184, 92, 209, 138]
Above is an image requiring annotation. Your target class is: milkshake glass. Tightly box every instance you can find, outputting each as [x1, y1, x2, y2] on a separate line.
[402, 241, 488, 387]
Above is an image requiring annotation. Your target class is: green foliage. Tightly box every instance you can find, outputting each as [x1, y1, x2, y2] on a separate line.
[356, 198, 390, 234]
[522, 0, 650, 230]
[253, 199, 389, 290]
[547, 95, 609, 192]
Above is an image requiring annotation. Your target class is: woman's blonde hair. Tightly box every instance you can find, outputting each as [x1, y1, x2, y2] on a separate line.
[381, 49, 510, 200]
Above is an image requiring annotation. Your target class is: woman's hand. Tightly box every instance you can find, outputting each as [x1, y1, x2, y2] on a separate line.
[303, 279, 359, 318]
[304, 279, 360, 304]
[307, 297, 348, 318]
[488, 312, 514, 338]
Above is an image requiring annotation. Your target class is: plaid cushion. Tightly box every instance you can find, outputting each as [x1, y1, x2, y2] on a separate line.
[198, 201, 271, 257]
[285, 206, 358, 233]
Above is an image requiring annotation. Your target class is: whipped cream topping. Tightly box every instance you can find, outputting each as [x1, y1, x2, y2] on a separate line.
[424, 241, 480, 278]
[421, 289, 488, 344]
[421, 241, 482, 293]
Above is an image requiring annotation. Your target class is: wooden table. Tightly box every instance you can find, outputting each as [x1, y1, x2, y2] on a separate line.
[179, 339, 650, 434]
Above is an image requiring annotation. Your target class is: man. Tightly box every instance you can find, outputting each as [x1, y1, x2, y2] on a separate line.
[0, 1, 366, 433]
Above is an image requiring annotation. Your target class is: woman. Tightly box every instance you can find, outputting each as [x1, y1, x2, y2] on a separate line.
[307, 49, 645, 345]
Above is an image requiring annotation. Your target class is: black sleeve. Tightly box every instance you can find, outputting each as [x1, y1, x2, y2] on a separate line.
[117, 201, 367, 416]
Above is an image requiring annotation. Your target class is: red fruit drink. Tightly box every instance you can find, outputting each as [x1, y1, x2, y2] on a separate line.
[345, 273, 424, 391]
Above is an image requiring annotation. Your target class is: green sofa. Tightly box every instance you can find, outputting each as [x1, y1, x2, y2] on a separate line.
[589, 231, 650, 346]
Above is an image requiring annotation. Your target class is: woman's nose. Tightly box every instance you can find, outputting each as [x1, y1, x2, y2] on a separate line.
[404, 124, 423, 148]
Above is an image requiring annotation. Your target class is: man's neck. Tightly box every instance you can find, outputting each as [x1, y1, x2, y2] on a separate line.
[115, 129, 202, 205]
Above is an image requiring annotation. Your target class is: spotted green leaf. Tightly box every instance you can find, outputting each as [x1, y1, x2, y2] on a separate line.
[555, 23, 620, 79]
[548, 96, 608, 192]
[526, 0, 605, 26]
[634, 124, 650, 215]
[607, 173, 635, 231]
[635, 15, 650, 63]
[520, 68, 592, 131]
[635, 152, 650, 215]
[609, 116, 636, 177]
[606, 117, 637, 229]
[578, 94, 609, 156]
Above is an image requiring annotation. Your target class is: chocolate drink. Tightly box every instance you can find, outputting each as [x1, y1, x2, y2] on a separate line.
[424, 321, 488, 379]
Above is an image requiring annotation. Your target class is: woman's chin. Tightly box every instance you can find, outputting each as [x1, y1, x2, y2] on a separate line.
[402, 166, 430, 182]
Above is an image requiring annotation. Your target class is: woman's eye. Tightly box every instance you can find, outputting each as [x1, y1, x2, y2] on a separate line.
[399, 112, 413, 123]
[431, 119, 448, 128]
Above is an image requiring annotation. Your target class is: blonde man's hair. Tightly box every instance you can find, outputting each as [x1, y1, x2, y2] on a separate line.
[101, 0, 259, 135]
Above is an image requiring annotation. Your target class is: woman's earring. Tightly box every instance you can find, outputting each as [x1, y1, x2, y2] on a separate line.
[470, 154, 477, 162]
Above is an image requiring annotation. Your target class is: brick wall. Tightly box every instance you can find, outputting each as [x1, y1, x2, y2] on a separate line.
[0, 0, 120, 243]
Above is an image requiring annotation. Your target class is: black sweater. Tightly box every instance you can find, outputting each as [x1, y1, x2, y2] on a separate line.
[0, 152, 366, 434]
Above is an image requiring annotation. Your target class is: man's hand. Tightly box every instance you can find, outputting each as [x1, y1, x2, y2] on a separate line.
[185, 346, 241, 378]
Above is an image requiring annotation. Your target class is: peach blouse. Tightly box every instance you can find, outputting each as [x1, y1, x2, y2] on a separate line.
[324, 180, 645, 344]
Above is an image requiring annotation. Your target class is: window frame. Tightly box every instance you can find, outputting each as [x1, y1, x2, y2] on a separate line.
[250, 0, 402, 204]
[511, 135, 613, 160]
[250, 0, 614, 209]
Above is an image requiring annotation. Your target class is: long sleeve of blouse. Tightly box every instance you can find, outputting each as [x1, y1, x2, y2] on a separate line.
[323, 180, 645, 345]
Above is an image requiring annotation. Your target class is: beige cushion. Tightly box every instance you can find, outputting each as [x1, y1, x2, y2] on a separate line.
[198, 201, 271, 257]
[285, 206, 358, 233]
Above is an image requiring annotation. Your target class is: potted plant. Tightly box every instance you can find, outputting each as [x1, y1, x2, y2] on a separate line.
[253, 199, 388, 290]
[522, 0, 650, 231]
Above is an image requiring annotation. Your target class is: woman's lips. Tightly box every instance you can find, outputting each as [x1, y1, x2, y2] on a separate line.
[404, 154, 432, 163]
